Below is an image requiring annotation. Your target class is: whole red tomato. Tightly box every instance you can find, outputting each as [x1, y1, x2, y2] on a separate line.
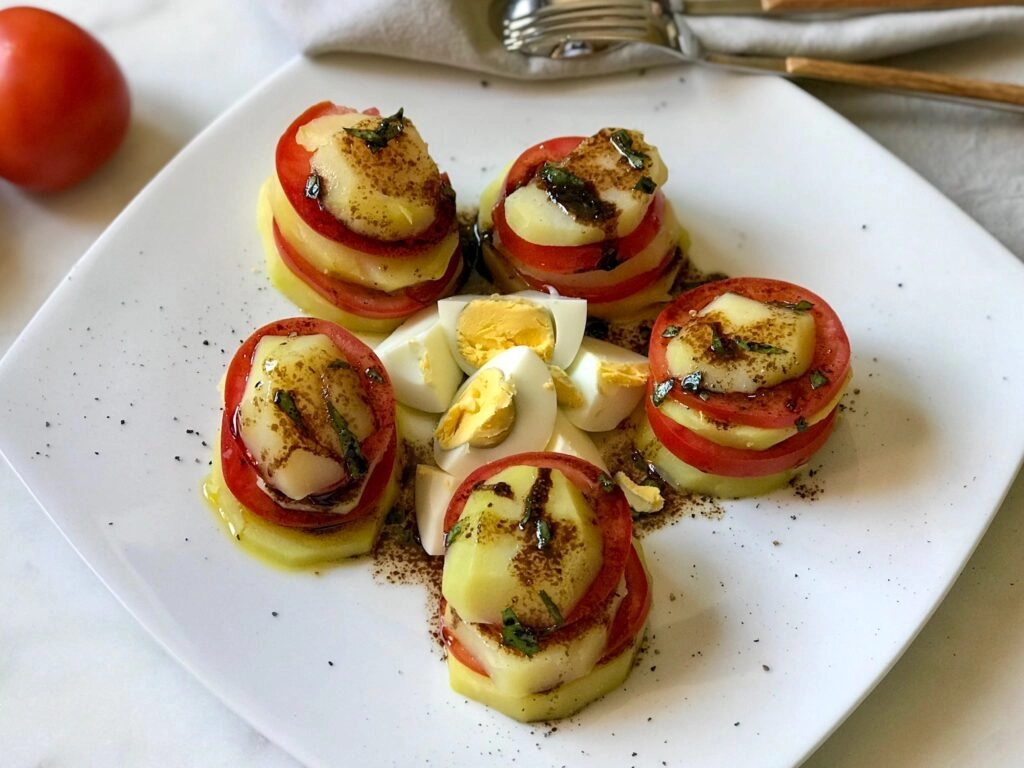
[0, 6, 131, 192]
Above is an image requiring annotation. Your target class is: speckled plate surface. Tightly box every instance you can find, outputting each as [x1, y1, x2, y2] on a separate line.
[1, 54, 1023, 768]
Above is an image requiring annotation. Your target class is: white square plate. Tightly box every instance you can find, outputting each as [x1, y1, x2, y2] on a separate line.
[2, 54, 1023, 768]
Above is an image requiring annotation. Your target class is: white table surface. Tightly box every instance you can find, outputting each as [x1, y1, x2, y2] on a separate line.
[1, 2, 1021, 766]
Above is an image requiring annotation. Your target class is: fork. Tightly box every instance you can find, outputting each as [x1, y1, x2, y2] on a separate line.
[501, 0, 1024, 111]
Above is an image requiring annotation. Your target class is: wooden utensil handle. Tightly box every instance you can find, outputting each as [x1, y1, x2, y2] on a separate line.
[785, 57, 1024, 110]
[766, 0, 1024, 10]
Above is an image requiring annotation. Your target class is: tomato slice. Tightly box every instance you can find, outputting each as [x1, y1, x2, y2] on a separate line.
[649, 277, 851, 430]
[274, 101, 457, 258]
[443, 451, 633, 628]
[502, 240, 679, 306]
[598, 543, 652, 662]
[646, 388, 839, 477]
[491, 136, 664, 274]
[272, 219, 462, 320]
[440, 543, 651, 676]
[219, 317, 397, 529]
[492, 187, 667, 275]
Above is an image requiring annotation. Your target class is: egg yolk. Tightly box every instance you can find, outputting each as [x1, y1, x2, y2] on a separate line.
[456, 297, 555, 369]
[434, 368, 517, 449]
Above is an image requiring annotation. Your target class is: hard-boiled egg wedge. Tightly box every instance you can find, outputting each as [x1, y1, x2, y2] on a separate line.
[433, 346, 557, 479]
[374, 306, 464, 413]
[545, 410, 608, 471]
[415, 463, 458, 557]
[437, 290, 587, 375]
[557, 336, 650, 432]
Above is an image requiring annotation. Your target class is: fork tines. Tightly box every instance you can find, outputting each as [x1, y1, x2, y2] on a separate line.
[503, 1, 653, 52]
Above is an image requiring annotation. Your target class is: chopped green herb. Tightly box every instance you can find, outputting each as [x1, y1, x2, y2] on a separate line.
[343, 108, 405, 152]
[273, 389, 306, 434]
[535, 518, 552, 550]
[326, 359, 351, 370]
[735, 338, 786, 355]
[810, 369, 829, 389]
[680, 371, 703, 393]
[660, 325, 682, 338]
[304, 172, 322, 201]
[770, 299, 814, 312]
[538, 162, 615, 222]
[597, 472, 616, 492]
[364, 367, 385, 384]
[538, 590, 565, 629]
[610, 129, 650, 170]
[538, 162, 585, 189]
[710, 327, 732, 357]
[501, 607, 540, 656]
[443, 520, 464, 548]
[634, 175, 657, 193]
[795, 416, 809, 432]
[326, 400, 368, 479]
[651, 378, 675, 407]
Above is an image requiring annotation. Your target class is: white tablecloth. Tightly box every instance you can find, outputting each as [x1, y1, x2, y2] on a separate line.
[1, 2, 1021, 766]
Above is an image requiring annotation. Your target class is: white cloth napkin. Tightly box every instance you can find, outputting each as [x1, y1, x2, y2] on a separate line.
[261, 0, 1024, 79]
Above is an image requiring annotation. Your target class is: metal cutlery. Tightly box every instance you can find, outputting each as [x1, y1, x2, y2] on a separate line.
[501, 0, 1024, 111]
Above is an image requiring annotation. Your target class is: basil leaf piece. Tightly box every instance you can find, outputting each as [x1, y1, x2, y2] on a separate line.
[501, 607, 540, 657]
[364, 367, 385, 384]
[634, 175, 657, 193]
[538, 590, 565, 629]
[651, 378, 675, 407]
[273, 389, 306, 435]
[735, 338, 786, 355]
[325, 400, 368, 480]
[810, 369, 830, 389]
[770, 299, 814, 312]
[610, 129, 650, 170]
[535, 518, 552, 550]
[538, 162, 616, 223]
[597, 472, 616, 493]
[680, 371, 704, 394]
[343, 108, 405, 152]
[304, 172, 322, 201]
[443, 520, 464, 548]
[710, 327, 732, 357]
[795, 416, 809, 432]
[660, 325, 681, 338]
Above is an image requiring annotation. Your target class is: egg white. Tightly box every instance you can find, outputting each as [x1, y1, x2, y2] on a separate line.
[374, 305, 464, 413]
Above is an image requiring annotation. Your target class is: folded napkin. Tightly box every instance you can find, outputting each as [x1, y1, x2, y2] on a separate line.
[261, 0, 1024, 79]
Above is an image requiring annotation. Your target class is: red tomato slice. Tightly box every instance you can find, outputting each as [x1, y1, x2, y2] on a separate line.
[274, 101, 457, 257]
[598, 543, 652, 662]
[272, 219, 462, 319]
[491, 136, 664, 274]
[649, 277, 851, 430]
[440, 542, 651, 676]
[438, 598, 489, 677]
[443, 452, 633, 629]
[502, 240, 679, 306]
[646, 387, 839, 477]
[491, 188, 667, 275]
[219, 317, 397, 529]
